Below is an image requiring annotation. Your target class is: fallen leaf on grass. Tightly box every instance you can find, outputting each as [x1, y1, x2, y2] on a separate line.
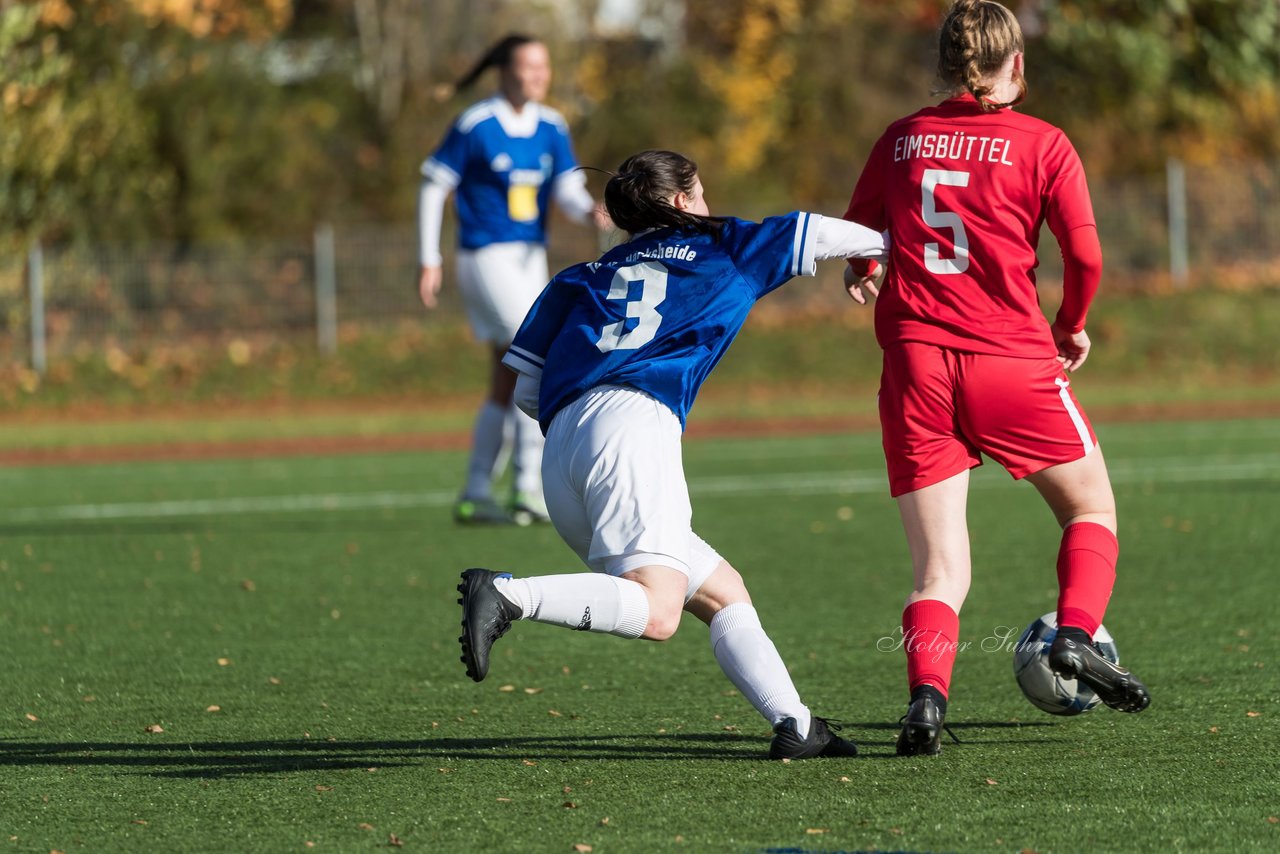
[563, 801, 577, 809]
[499, 685, 515, 692]
[549, 710, 563, 717]
[358, 823, 375, 830]
[304, 843, 314, 849]
[985, 778, 999, 785]
[24, 713, 38, 722]
[388, 833, 404, 847]
[1267, 816, 1279, 824]
[599, 817, 610, 826]
[563, 786, 572, 794]
[1209, 726, 1220, 733]
[1246, 711, 1261, 718]
[437, 768, 452, 774]
[839, 776, 852, 783]
[780, 758, 792, 764]
[144, 724, 164, 734]
[241, 580, 256, 592]
[496, 798, 512, 803]
[130, 819, 147, 825]
[806, 828, 829, 834]
[82, 696, 96, 702]
[573, 845, 592, 853]
[522, 760, 537, 766]
[268, 677, 282, 685]
[315, 785, 333, 792]
[205, 705, 221, 713]
[524, 687, 543, 695]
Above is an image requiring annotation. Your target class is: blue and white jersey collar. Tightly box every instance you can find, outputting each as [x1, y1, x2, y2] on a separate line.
[489, 94, 541, 138]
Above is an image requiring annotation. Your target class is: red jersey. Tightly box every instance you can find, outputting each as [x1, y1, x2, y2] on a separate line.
[844, 94, 1096, 358]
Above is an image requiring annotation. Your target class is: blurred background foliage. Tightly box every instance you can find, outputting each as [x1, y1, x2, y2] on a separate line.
[3, 0, 1278, 252]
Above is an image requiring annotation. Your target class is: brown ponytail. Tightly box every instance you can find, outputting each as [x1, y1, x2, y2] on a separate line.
[453, 34, 539, 93]
[937, 0, 1025, 110]
[602, 151, 726, 237]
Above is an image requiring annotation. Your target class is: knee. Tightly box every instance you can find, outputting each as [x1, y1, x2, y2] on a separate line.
[642, 606, 683, 641]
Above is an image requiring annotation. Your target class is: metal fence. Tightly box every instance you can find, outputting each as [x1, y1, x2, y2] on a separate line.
[4, 159, 1279, 371]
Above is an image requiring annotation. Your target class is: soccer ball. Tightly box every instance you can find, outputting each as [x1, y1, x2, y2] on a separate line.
[1012, 612, 1119, 716]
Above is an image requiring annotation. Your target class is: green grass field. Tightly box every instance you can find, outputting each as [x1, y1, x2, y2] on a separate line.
[1, 417, 1277, 852]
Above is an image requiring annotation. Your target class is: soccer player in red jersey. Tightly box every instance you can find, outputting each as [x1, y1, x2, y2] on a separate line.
[842, 0, 1151, 755]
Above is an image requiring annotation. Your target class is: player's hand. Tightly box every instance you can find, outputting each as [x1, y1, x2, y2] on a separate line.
[418, 265, 442, 309]
[1051, 321, 1091, 372]
[844, 259, 884, 305]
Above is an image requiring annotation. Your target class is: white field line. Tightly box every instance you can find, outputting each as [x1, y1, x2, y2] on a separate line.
[1, 454, 1278, 524]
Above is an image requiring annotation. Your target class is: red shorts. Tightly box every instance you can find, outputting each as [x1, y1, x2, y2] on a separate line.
[878, 342, 1098, 497]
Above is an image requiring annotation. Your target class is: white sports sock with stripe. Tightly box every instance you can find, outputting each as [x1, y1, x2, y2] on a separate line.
[495, 574, 649, 639]
[463, 400, 506, 500]
[709, 603, 811, 737]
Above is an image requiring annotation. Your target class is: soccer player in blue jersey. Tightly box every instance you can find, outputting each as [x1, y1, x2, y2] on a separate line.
[418, 34, 607, 526]
[456, 150, 885, 759]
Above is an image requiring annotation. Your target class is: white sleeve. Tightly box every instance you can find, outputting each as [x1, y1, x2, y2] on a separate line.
[513, 371, 541, 420]
[417, 179, 451, 267]
[552, 169, 596, 224]
[810, 214, 886, 262]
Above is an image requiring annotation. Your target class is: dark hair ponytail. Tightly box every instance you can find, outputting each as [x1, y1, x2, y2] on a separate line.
[454, 33, 539, 92]
[602, 150, 726, 237]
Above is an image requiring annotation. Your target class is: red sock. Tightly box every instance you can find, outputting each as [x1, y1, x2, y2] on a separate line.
[1056, 522, 1118, 637]
[902, 599, 960, 699]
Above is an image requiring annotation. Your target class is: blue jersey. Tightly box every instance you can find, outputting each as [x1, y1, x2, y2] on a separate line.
[421, 96, 579, 250]
[503, 213, 821, 433]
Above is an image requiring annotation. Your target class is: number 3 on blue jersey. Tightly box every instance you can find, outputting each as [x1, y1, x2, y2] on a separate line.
[595, 261, 668, 353]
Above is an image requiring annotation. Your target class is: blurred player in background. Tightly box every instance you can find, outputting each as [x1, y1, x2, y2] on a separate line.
[457, 149, 885, 759]
[418, 34, 607, 525]
[843, 0, 1150, 756]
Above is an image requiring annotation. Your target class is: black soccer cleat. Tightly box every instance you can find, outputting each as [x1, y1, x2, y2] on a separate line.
[895, 689, 959, 756]
[457, 568, 521, 683]
[1049, 632, 1151, 713]
[769, 716, 859, 760]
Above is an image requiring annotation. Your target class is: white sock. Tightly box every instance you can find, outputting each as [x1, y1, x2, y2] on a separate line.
[464, 400, 506, 500]
[492, 407, 515, 481]
[709, 603, 811, 737]
[511, 406, 545, 497]
[495, 574, 649, 639]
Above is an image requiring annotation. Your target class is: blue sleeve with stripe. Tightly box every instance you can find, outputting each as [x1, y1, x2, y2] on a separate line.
[719, 213, 818, 298]
[422, 122, 469, 185]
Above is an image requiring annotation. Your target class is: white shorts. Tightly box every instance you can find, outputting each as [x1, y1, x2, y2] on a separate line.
[456, 242, 549, 345]
[542, 385, 723, 600]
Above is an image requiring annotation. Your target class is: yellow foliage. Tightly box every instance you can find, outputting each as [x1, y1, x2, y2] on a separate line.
[124, 0, 291, 39]
[694, 0, 804, 175]
[39, 0, 76, 28]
